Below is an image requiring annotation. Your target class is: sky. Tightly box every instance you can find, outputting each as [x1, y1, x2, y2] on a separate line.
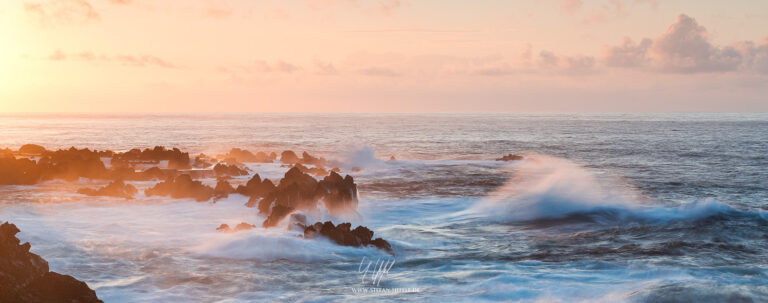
[1, 0, 767, 112]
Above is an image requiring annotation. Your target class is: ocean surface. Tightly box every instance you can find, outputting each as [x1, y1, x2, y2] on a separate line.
[1, 113, 767, 302]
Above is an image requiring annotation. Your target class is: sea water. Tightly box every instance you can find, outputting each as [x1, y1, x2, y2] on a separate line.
[0, 113, 766, 302]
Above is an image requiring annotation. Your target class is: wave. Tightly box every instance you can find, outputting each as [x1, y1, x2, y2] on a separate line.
[467, 154, 765, 225]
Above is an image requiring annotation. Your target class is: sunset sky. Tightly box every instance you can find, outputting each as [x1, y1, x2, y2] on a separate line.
[1, 0, 767, 112]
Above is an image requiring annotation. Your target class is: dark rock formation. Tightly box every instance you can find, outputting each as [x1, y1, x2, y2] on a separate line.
[0, 222, 102, 303]
[293, 163, 329, 177]
[236, 174, 276, 203]
[0, 156, 41, 185]
[216, 224, 231, 232]
[220, 148, 276, 163]
[316, 171, 358, 213]
[77, 180, 138, 199]
[111, 146, 190, 169]
[248, 167, 359, 228]
[213, 163, 248, 177]
[280, 150, 300, 164]
[302, 221, 392, 254]
[18, 144, 47, 155]
[300, 151, 326, 166]
[215, 222, 255, 232]
[213, 179, 236, 200]
[38, 148, 110, 181]
[262, 205, 294, 228]
[496, 154, 524, 161]
[192, 154, 213, 168]
[257, 167, 318, 214]
[145, 174, 214, 202]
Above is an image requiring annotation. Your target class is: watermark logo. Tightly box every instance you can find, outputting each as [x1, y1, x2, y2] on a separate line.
[350, 256, 422, 295]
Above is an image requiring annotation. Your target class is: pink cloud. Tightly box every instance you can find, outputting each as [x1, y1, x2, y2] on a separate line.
[24, 0, 100, 26]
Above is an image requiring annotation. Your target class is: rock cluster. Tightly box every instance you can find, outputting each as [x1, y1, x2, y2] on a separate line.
[111, 146, 191, 169]
[77, 180, 138, 199]
[219, 148, 276, 163]
[145, 174, 214, 202]
[0, 222, 102, 303]
[302, 221, 392, 253]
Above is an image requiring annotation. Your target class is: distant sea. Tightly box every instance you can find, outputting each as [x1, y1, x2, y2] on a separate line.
[1, 113, 767, 302]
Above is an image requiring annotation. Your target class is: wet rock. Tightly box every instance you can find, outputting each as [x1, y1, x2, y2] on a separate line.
[293, 163, 329, 177]
[300, 151, 326, 166]
[213, 163, 249, 177]
[145, 174, 214, 202]
[213, 179, 236, 201]
[234, 222, 256, 231]
[0, 157, 41, 185]
[18, 144, 47, 155]
[216, 224, 231, 232]
[496, 154, 524, 161]
[77, 180, 138, 199]
[0, 222, 102, 303]
[220, 148, 276, 163]
[302, 221, 392, 253]
[111, 146, 191, 169]
[236, 174, 276, 201]
[192, 155, 213, 168]
[38, 148, 110, 181]
[280, 150, 300, 164]
[315, 171, 358, 213]
[262, 205, 295, 228]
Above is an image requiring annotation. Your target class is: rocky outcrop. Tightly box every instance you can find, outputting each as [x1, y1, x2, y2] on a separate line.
[215, 222, 256, 232]
[213, 179, 236, 200]
[77, 180, 138, 199]
[38, 148, 110, 181]
[302, 221, 392, 254]
[236, 174, 276, 206]
[213, 163, 249, 177]
[280, 150, 300, 164]
[246, 167, 359, 227]
[316, 171, 358, 213]
[145, 174, 214, 202]
[111, 146, 190, 169]
[220, 148, 276, 163]
[0, 156, 41, 185]
[18, 144, 47, 155]
[0, 222, 102, 303]
[496, 154, 523, 161]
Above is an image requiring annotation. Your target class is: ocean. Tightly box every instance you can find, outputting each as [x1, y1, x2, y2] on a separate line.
[1, 113, 767, 302]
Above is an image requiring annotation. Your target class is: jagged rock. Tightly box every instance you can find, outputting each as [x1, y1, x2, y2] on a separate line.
[234, 222, 256, 231]
[302, 221, 392, 253]
[236, 174, 276, 200]
[145, 174, 214, 202]
[293, 163, 329, 177]
[258, 167, 318, 215]
[0, 222, 102, 303]
[213, 163, 248, 177]
[111, 146, 190, 169]
[262, 205, 294, 228]
[280, 150, 300, 164]
[0, 157, 41, 185]
[220, 148, 275, 163]
[300, 151, 326, 166]
[315, 171, 358, 213]
[216, 224, 231, 232]
[18, 144, 47, 155]
[38, 148, 110, 181]
[192, 155, 213, 168]
[215, 222, 256, 232]
[77, 180, 138, 199]
[213, 179, 236, 200]
[496, 154, 524, 161]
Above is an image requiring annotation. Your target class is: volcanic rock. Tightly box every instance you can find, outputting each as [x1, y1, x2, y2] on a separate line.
[302, 221, 392, 253]
[213, 163, 249, 177]
[144, 174, 214, 202]
[0, 222, 102, 303]
[77, 180, 138, 199]
[18, 144, 47, 155]
[280, 150, 300, 164]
